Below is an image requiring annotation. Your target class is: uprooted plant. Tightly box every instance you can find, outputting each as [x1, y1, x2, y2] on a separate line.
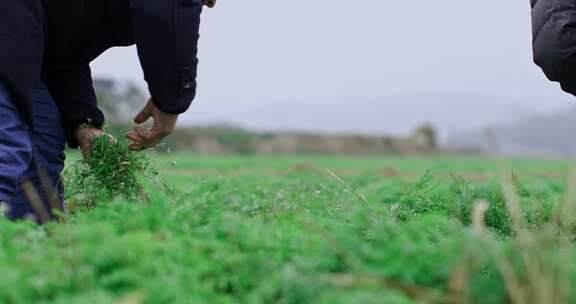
[66, 135, 160, 208]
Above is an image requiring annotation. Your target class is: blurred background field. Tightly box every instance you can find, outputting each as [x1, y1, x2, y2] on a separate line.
[91, 0, 576, 158]
[94, 78, 576, 158]
[2, 154, 575, 303]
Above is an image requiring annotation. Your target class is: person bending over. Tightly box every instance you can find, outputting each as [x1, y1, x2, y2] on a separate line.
[0, 0, 210, 221]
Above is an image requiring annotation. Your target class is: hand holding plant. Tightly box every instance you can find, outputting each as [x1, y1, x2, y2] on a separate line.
[75, 126, 116, 155]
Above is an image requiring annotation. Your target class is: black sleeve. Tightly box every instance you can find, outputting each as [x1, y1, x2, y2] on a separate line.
[43, 63, 105, 148]
[0, 0, 44, 124]
[532, 0, 576, 95]
[131, 0, 202, 114]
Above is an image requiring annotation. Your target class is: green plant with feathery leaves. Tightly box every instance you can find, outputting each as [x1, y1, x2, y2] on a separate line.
[66, 135, 159, 208]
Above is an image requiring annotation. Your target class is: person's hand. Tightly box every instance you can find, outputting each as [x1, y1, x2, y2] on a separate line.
[75, 127, 116, 155]
[126, 98, 179, 151]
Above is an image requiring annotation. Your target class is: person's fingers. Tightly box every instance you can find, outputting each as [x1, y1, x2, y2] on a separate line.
[129, 130, 162, 149]
[83, 135, 95, 151]
[135, 126, 146, 136]
[134, 103, 152, 124]
[151, 123, 172, 136]
[130, 141, 155, 151]
[126, 126, 149, 142]
[142, 130, 158, 142]
[80, 142, 89, 154]
[79, 134, 93, 155]
[129, 143, 144, 151]
[79, 133, 90, 147]
[74, 127, 116, 156]
[125, 131, 143, 143]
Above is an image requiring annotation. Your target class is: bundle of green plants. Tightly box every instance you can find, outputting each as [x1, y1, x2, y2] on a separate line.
[66, 135, 160, 207]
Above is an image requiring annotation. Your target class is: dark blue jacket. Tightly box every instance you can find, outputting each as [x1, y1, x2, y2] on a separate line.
[0, 0, 203, 147]
[0, 0, 45, 124]
[531, 0, 576, 95]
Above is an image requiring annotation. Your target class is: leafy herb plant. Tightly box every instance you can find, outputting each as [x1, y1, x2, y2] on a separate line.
[67, 135, 158, 207]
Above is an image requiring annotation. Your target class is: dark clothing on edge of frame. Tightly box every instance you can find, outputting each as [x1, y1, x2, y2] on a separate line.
[531, 0, 576, 96]
[0, 81, 66, 221]
[0, 0, 45, 127]
[0, 0, 203, 147]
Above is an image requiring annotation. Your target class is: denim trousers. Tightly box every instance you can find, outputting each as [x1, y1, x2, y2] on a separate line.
[0, 82, 66, 221]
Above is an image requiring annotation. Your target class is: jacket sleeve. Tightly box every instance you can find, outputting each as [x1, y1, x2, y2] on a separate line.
[0, 0, 44, 124]
[532, 0, 576, 95]
[43, 62, 105, 148]
[131, 0, 202, 114]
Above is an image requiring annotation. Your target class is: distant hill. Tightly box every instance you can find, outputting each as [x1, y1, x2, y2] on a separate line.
[447, 109, 576, 157]
[161, 125, 440, 156]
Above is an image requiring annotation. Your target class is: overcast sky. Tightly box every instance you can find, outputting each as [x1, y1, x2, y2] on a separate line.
[90, 0, 576, 139]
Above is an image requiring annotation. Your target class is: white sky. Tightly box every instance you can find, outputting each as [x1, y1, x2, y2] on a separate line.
[90, 0, 576, 139]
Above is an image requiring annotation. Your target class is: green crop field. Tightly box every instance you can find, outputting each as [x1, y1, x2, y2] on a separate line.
[1, 154, 575, 303]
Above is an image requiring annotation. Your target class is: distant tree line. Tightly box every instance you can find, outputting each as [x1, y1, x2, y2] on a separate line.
[94, 78, 439, 155]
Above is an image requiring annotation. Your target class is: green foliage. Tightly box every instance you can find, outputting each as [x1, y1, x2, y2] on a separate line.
[391, 170, 560, 235]
[0, 156, 575, 303]
[66, 136, 158, 206]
